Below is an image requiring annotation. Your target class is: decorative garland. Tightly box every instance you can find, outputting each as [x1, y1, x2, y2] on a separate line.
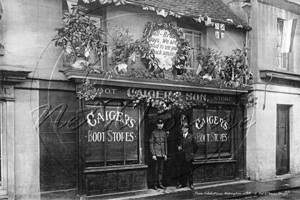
[129, 91, 206, 113]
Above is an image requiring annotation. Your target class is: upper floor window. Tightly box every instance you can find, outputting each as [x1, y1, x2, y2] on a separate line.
[277, 18, 297, 70]
[183, 29, 202, 69]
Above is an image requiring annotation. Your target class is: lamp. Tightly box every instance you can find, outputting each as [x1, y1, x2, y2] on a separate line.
[242, 2, 252, 15]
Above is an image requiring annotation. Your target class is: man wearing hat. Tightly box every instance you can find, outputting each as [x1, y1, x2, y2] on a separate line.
[177, 123, 198, 190]
[149, 118, 168, 190]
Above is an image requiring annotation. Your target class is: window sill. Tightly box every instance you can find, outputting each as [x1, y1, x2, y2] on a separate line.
[193, 159, 237, 164]
[84, 164, 148, 173]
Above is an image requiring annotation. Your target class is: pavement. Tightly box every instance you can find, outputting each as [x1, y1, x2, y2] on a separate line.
[92, 174, 300, 200]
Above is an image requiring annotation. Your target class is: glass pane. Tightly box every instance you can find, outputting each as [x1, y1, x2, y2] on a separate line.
[84, 106, 105, 163]
[193, 108, 206, 159]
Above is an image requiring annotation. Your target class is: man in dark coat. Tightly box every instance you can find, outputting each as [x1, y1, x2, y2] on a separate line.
[149, 119, 168, 190]
[177, 123, 198, 190]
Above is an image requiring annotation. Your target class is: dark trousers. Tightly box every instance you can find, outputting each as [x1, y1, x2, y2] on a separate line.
[153, 157, 164, 186]
[179, 160, 193, 186]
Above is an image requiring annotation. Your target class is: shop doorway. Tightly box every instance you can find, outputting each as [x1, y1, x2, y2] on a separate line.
[276, 105, 290, 175]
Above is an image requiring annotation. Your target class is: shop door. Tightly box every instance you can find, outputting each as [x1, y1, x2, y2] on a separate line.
[276, 105, 290, 175]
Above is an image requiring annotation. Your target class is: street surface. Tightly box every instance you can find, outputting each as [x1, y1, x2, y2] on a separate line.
[130, 188, 300, 200]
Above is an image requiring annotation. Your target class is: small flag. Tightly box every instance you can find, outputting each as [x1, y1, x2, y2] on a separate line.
[142, 6, 149, 10]
[169, 11, 175, 16]
[156, 8, 168, 17]
[205, 16, 214, 26]
[113, 0, 125, 6]
[215, 23, 225, 39]
[99, 0, 110, 4]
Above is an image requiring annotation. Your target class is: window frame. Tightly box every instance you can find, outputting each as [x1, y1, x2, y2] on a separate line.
[182, 28, 203, 69]
[82, 99, 142, 168]
[192, 106, 234, 161]
[277, 18, 294, 71]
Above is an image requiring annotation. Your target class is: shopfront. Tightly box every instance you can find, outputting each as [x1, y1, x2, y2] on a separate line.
[64, 70, 249, 196]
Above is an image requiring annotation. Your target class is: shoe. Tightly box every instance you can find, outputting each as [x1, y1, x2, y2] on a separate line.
[190, 185, 194, 190]
[157, 184, 165, 189]
[176, 184, 186, 189]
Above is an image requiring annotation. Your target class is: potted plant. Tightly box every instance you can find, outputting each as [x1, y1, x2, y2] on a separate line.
[53, 5, 107, 71]
[196, 47, 223, 80]
[221, 48, 253, 87]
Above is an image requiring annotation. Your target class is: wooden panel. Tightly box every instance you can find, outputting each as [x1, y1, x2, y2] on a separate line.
[193, 162, 236, 183]
[85, 169, 147, 196]
[39, 90, 77, 191]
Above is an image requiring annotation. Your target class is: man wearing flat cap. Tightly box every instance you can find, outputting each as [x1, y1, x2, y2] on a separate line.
[149, 118, 168, 190]
[177, 123, 198, 190]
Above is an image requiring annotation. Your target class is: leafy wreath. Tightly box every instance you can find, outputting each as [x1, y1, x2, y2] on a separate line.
[140, 21, 190, 71]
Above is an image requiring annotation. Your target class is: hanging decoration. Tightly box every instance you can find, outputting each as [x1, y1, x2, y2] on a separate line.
[142, 5, 182, 18]
[204, 16, 214, 26]
[215, 23, 225, 39]
[156, 8, 168, 17]
[83, 0, 126, 5]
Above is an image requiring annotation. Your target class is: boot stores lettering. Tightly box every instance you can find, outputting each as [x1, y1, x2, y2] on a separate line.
[87, 130, 135, 142]
[194, 115, 230, 143]
[86, 109, 137, 143]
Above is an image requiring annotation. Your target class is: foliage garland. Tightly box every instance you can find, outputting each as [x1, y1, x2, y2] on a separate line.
[129, 91, 206, 113]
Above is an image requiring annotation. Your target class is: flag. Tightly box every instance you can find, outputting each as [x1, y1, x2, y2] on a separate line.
[156, 8, 168, 17]
[113, 0, 125, 6]
[205, 16, 214, 26]
[66, 0, 78, 14]
[215, 23, 225, 39]
[281, 19, 297, 53]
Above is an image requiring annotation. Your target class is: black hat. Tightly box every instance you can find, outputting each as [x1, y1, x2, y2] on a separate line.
[156, 119, 163, 124]
[182, 123, 189, 129]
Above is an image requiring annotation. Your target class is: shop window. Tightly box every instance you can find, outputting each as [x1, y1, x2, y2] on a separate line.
[192, 107, 232, 160]
[183, 29, 202, 69]
[277, 18, 297, 71]
[83, 100, 140, 167]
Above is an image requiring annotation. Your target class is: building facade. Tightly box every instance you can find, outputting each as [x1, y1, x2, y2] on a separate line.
[227, 0, 300, 180]
[0, 0, 252, 199]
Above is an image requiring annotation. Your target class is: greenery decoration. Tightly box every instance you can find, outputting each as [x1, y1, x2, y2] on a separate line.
[53, 5, 107, 69]
[220, 48, 253, 87]
[129, 91, 206, 113]
[128, 68, 164, 79]
[108, 24, 134, 65]
[77, 79, 99, 101]
[196, 47, 223, 78]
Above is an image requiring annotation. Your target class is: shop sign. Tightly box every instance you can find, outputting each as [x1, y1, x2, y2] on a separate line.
[86, 109, 137, 143]
[194, 115, 229, 143]
[82, 86, 237, 104]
